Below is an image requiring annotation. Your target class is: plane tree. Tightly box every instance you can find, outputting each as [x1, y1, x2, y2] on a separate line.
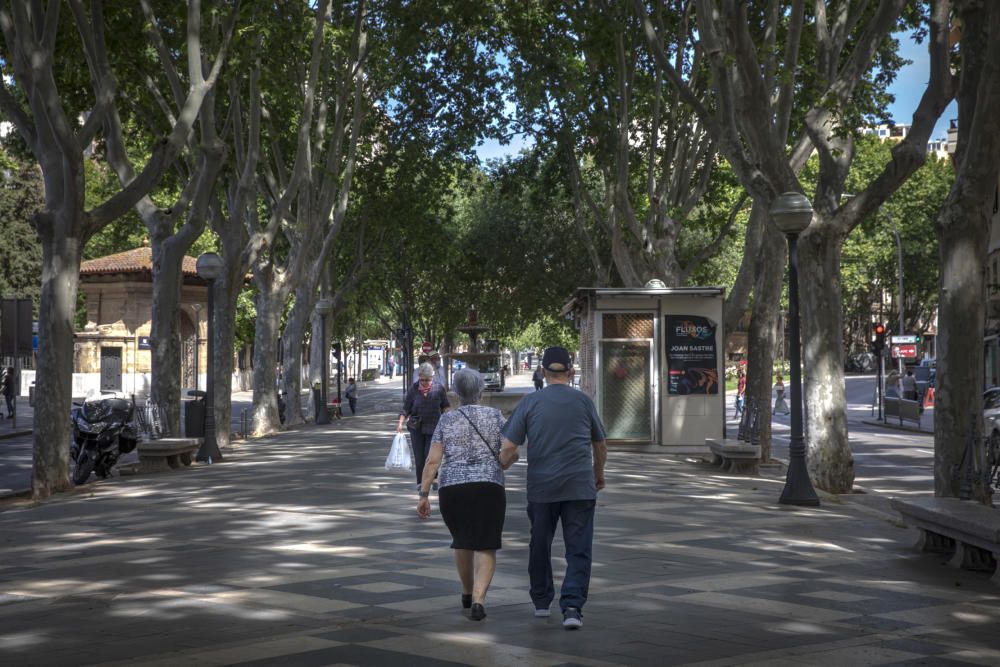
[0, 0, 234, 498]
[640, 0, 954, 492]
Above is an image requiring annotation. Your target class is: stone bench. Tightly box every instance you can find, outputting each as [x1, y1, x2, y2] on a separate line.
[137, 437, 202, 473]
[705, 438, 761, 474]
[890, 497, 1000, 583]
[884, 397, 922, 428]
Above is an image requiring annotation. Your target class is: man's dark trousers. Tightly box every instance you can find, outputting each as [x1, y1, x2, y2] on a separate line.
[526, 499, 596, 612]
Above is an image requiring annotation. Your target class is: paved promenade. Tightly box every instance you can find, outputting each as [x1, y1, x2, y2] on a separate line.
[2, 403, 999, 666]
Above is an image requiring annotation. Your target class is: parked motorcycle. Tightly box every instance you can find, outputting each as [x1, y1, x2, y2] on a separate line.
[71, 393, 139, 485]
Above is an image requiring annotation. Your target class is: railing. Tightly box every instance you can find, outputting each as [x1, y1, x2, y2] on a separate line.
[736, 397, 760, 444]
[134, 400, 172, 442]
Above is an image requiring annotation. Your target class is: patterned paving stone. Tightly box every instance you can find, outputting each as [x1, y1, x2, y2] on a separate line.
[1, 410, 998, 666]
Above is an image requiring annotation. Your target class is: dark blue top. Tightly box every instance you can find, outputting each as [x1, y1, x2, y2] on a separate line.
[402, 382, 450, 435]
[502, 384, 606, 503]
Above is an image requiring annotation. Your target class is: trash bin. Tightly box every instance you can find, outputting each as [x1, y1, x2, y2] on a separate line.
[184, 390, 206, 438]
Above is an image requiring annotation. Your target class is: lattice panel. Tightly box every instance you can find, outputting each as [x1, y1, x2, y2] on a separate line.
[602, 313, 653, 339]
[600, 342, 651, 440]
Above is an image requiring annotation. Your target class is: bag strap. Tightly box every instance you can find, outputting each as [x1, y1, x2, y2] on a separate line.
[456, 407, 501, 465]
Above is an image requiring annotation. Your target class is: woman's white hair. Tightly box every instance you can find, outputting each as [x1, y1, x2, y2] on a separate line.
[417, 362, 435, 379]
[452, 368, 484, 405]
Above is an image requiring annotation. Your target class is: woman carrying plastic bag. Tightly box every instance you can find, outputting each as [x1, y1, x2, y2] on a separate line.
[386, 432, 413, 472]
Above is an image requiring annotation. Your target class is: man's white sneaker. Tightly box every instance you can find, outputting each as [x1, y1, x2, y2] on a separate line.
[533, 606, 551, 618]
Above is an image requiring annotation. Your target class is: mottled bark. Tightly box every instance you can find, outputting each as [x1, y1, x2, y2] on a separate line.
[932, 0, 1000, 503]
[148, 234, 185, 431]
[281, 289, 314, 426]
[210, 258, 243, 449]
[31, 227, 82, 497]
[935, 207, 988, 499]
[307, 308, 327, 420]
[744, 221, 785, 462]
[798, 224, 854, 493]
[250, 284, 286, 435]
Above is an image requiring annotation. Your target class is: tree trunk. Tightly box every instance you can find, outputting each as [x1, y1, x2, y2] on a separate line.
[745, 223, 785, 462]
[281, 287, 315, 425]
[934, 203, 989, 500]
[148, 233, 185, 433]
[251, 285, 284, 435]
[211, 262, 242, 449]
[798, 223, 855, 493]
[31, 229, 82, 499]
[307, 309, 330, 421]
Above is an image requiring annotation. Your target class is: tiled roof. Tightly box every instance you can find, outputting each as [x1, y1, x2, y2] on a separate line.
[80, 246, 199, 277]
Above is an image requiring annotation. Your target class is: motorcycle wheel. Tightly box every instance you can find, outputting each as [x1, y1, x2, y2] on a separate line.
[72, 450, 96, 485]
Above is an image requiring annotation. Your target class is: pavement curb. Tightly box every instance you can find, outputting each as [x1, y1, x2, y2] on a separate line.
[0, 429, 31, 441]
[860, 418, 931, 434]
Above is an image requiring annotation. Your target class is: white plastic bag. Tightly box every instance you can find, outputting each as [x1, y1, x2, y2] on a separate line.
[385, 433, 414, 472]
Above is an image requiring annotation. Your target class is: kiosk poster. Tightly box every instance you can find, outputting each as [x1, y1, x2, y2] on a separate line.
[665, 315, 719, 395]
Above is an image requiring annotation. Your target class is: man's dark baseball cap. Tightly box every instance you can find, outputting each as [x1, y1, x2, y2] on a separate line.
[542, 346, 572, 371]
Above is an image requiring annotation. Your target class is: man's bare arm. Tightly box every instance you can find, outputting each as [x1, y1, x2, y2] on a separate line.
[592, 439, 607, 491]
[499, 437, 520, 470]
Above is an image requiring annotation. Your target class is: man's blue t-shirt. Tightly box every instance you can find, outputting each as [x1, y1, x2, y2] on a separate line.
[502, 384, 607, 503]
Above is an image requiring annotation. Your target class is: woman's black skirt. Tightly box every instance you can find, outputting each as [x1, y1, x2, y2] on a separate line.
[438, 482, 506, 550]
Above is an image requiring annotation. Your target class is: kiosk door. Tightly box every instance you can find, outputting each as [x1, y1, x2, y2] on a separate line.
[599, 340, 653, 441]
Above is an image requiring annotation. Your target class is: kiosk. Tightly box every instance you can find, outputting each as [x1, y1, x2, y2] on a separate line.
[561, 285, 725, 452]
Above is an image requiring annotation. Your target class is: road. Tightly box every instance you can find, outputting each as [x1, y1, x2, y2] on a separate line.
[759, 373, 935, 497]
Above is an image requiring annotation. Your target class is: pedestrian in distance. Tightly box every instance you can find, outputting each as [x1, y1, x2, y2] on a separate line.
[500, 346, 608, 630]
[885, 369, 901, 397]
[532, 364, 544, 391]
[412, 354, 430, 384]
[430, 352, 447, 389]
[735, 369, 747, 418]
[901, 369, 918, 401]
[344, 377, 358, 415]
[1, 367, 14, 419]
[387, 356, 395, 379]
[417, 369, 514, 622]
[398, 362, 450, 490]
[773, 374, 789, 416]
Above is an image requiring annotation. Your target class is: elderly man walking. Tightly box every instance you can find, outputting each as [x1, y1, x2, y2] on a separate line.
[500, 346, 607, 630]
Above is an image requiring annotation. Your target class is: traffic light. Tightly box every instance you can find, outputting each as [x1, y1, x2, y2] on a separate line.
[872, 323, 886, 355]
[332, 342, 341, 359]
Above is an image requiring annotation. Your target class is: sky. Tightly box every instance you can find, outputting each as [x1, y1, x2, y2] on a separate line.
[474, 32, 957, 162]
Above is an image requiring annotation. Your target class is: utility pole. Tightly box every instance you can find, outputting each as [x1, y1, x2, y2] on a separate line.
[886, 209, 906, 373]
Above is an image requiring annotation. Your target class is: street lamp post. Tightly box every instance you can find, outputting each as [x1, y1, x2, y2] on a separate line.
[195, 252, 224, 463]
[771, 192, 820, 507]
[314, 298, 334, 425]
[191, 303, 202, 392]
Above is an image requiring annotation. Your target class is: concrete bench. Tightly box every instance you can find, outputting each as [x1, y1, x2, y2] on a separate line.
[884, 397, 922, 428]
[890, 497, 1000, 583]
[705, 438, 761, 474]
[137, 437, 202, 473]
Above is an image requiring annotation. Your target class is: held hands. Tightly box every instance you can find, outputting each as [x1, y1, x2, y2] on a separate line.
[417, 496, 431, 519]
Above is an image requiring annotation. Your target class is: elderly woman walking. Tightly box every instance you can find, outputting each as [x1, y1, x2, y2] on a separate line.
[398, 362, 450, 489]
[417, 369, 513, 621]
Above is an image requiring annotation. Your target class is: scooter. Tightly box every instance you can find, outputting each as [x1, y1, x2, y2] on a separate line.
[71, 393, 139, 485]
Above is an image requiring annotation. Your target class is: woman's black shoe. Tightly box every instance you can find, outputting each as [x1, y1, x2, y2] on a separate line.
[461, 594, 472, 609]
[470, 603, 486, 621]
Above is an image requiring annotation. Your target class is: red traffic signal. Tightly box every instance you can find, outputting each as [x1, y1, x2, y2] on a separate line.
[874, 323, 886, 336]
